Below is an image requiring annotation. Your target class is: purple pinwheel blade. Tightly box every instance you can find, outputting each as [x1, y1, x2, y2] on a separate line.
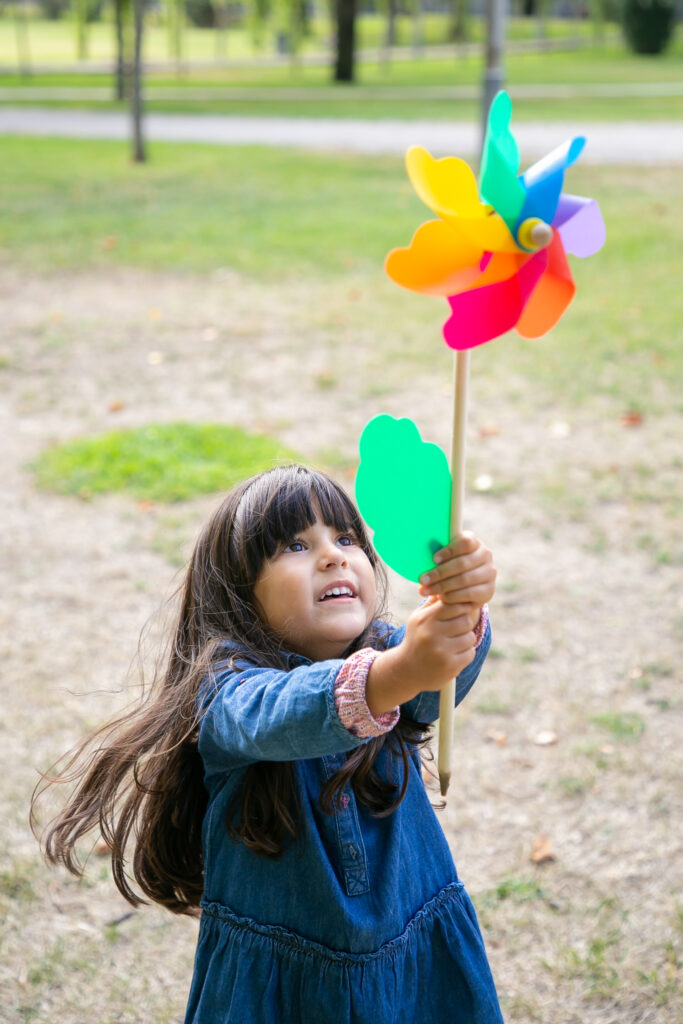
[516, 137, 586, 233]
[553, 194, 606, 258]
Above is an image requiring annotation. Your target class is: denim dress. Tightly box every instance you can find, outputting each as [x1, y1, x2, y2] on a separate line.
[184, 621, 504, 1024]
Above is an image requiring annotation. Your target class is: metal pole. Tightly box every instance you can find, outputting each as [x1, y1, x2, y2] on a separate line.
[482, 0, 506, 150]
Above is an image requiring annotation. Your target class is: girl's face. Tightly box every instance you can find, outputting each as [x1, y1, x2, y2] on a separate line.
[252, 510, 377, 662]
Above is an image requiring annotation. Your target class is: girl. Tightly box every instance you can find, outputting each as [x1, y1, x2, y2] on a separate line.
[35, 464, 502, 1024]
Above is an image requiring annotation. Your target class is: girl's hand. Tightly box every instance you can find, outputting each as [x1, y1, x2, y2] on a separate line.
[418, 532, 496, 625]
[366, 597, 477, 714]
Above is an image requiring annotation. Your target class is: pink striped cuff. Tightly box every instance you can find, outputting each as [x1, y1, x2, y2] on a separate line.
[334, 648, 400, 739]
[474, 604, 489, 649]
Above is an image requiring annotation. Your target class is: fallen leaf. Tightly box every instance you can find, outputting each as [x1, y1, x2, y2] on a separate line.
[479, 422, 500, 439]
[147, 351, 164, 365]
[347, 288, 362, 301]
[101, 235, 118, 250]
[147, 307, 163, 322]
[530, 835, 556, 864]
[534, 730, 558, 746]
[620, 410, 643, 428]
[201, 326, 218, 343]
[108, 399, 124, 413]
[49, 310, 63, 323]
[137, 500, 155, 512]
[94, 839, 110, 856]
[485, 729, 507, 746]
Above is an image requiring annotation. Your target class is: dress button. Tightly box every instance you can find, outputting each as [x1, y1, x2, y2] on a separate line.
[346, 843, 358, 860]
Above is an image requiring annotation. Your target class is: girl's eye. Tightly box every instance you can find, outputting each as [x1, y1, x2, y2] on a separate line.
[284, 540, 305, 553]
[337, 534, 355, 547]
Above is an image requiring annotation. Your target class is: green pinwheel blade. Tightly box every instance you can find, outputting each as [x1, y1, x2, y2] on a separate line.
[479, 91, 526, 234]
[355, 415, 452, 583]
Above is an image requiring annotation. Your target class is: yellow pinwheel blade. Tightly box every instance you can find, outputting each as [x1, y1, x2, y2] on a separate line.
[385, 219, 484, 297]
[405, 146, 520, 255]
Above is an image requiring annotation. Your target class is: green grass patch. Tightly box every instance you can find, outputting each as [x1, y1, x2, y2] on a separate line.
[591, 711, 646, 743]
[32, 422, 300, 502]
[481, 874, 548, 908]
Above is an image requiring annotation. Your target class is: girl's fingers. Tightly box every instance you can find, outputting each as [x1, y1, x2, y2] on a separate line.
[420, 563, 495, 597]
[419, 546, 493, 591]
[431, 532, 478, 565]
[438, 585, 493, 607]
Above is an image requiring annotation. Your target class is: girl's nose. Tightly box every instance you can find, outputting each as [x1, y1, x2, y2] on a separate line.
[319, 542, 347, 568]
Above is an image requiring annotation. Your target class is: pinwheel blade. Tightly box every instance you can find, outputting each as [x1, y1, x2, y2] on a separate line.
[516, 232, 575, 338]
[443, 248, 548, 350]
[405, 146, 520, 254]
[479, 91, 526, 234]
[554, 194, 606, 257]
[517, 137, 586, 230]
[385, 219, 484, 297]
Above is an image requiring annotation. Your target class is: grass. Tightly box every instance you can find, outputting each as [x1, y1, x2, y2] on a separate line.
[1, 136, 681, 422]
[590, 712, 646, 743]
[31, 422, 301, 501]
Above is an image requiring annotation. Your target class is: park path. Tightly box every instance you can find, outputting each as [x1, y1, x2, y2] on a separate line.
[1, 105, 682, 161]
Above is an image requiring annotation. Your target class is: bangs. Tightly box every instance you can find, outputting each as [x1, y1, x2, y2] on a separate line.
[232, 466, 375, 583]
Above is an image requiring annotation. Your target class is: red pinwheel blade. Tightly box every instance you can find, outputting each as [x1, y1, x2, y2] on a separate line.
[515, 232, 575, 339]
[443, 248, 548, 351]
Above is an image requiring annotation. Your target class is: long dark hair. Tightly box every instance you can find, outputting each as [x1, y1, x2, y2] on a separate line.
[32, 465, 431, 916]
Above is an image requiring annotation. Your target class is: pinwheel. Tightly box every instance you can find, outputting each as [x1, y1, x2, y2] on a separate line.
[356, 92, 605, 795]
[385, 90, 605, 348]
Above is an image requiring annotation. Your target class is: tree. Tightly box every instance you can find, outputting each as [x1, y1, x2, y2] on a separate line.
[131, 0, 145, 162]
[334, 0, 356, 82]
[622, 0, 675, 54]
[449, 0, 468, 43]
[113, 0, 132, 102]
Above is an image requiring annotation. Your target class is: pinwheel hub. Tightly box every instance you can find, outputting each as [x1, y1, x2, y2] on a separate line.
[516, 217, 553, 253]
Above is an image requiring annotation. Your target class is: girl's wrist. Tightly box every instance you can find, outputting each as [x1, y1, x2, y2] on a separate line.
[365, 647, 419, 717]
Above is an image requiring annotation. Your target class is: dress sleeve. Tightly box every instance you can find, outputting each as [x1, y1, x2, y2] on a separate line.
[334, 648, 400, 738]
[198, 659, 369, 777]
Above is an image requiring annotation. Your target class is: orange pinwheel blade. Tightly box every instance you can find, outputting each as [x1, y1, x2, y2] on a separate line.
[385, 219, 484, 297]
[463, 251, 531, 292]
[516, 231, 575, 338]
[406, 146, 520, 254]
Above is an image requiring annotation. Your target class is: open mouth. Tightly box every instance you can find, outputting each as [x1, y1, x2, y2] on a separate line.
[318, 584, 357, 602]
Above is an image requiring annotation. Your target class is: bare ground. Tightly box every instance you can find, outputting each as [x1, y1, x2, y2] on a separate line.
[0, 266, 680, 1023]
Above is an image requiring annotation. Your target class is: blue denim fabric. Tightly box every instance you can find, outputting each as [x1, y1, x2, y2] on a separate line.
[184, 621, 504, 1024]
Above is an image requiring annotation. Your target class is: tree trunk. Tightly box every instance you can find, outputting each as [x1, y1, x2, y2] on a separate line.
[114, 0, 127, 101]
[450, 0, 468, 43]
[411, 0, 424, 55]
[131, 0, 146, 163]
[385, 0, 397, 50]
[75, 0, 89, 61]
[14, 10, 32, 78]
[334, 0, 356, 82]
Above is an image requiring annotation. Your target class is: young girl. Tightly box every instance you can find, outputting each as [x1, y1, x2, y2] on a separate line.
[36, 464, 503, 1024]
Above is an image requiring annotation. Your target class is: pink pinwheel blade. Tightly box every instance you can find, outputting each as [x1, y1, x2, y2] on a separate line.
[553, 193, 606, 257]
[443, 249, 548, 351]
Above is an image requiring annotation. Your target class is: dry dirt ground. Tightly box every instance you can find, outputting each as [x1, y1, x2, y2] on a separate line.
[0, 266, 680, 1023]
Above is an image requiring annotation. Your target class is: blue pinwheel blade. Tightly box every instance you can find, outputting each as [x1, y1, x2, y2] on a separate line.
[516, 137, 586, 231]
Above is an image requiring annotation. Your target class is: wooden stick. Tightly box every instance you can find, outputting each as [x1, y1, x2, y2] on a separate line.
[438, 348, 471, 797]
